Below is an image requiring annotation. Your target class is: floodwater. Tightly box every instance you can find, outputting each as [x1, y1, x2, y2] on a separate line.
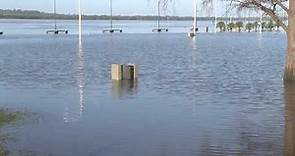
[0, 20, 294, 156]
[0, 19, 217, 34]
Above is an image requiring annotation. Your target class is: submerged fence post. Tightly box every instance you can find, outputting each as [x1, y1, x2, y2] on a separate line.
[111, 64, 123, 80]
[123, 64, 138, 80]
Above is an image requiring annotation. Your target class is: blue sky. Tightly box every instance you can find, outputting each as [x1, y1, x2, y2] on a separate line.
[0, 0, 226, 16]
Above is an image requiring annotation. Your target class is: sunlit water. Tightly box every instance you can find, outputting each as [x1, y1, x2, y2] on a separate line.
[0, 20, 294, 156]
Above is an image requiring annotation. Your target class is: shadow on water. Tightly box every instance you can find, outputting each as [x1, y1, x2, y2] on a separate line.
[112, 80, 138, 99]
[284, 82, 295, 156]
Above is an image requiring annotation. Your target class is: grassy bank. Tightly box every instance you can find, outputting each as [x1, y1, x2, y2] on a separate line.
[0, 109, 23, 156]
[0, 109, 22, 126]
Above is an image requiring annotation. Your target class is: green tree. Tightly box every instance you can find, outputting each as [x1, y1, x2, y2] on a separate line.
[216, 21, 226, 32]
[267, 20, 275, 31]
[0, 109, 23, 155]
[235, 21, 244, 32]
[245, 23, 254, 32]
[202, 0, 294, 80]
[253, 21, 259, 32]
[275, 22, 280, 31]
[261, 22, 267, 32]
[227, 22, 235, 32]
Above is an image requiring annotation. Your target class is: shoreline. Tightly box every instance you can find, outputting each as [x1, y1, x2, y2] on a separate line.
[0, 9, 280, 21]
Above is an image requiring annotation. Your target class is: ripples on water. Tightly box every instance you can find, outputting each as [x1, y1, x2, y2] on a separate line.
[0, 31, 293, 155]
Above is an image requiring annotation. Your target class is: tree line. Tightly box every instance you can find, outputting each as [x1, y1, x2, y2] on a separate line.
[216, 20, 280, 32]
[0, 9, 283, 21]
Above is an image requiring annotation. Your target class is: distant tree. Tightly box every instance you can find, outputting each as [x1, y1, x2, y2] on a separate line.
[217, 21, 226, 32]
[275, 22, 280, 31]
[235, 21, 244, 32]
[227, 22, 236, 32]
[245, 23, 254, 32]
[253, 21, 259, 32]
[267, 20, 275, 31]
[201, 0, 295, 81]
[261, 22, 267, 32]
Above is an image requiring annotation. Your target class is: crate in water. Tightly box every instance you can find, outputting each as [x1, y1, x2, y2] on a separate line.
[112, 64, 138, 80]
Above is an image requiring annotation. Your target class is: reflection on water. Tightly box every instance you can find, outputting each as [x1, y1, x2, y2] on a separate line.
[284, 82, 295, 156]
[112, 80, 138, 99]
[63, 37, 85, 123]
[190, 37, 199, 69]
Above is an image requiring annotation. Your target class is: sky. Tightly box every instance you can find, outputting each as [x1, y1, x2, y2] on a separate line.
[0, 0, 227, 17]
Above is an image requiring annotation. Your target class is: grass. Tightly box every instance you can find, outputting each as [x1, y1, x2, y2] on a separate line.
[0, 109, 22, 126]
[0, 109, 24, 156]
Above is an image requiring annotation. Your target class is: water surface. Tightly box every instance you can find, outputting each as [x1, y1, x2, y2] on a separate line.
[0, 19, 216, 35]
[0, 21, 293, 155]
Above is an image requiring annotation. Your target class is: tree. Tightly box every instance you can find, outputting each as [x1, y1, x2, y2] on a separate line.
[275, 22, 280, 31]
[267, 20, 275, 31]
[222, 0, 288, 32]
[253, 21, 259, 32]
[245, 23, 254, 32]
[227, 22, 236, 32]
[283, 81, 295, 156]
[217, 21, 226, 32]
[203, 0, 295, 80]
[261, 22, 267, 32]
[235, 21, 244, 32]
[285, 0, 295, 80]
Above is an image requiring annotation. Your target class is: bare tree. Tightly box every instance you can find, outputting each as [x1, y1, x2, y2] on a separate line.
[203, 0, 295, 80]
[285, 0, 295, 80]
[151, 0, 294, 80]
[229, 0, 295, 80]
[234, 0, 288, 32]
[148, 0, 174, 12]
[202, 0, 288, 31]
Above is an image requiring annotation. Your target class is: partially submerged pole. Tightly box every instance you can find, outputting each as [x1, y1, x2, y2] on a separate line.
[110, 0, 113, 30]
[78, 0, 82, 40]
[213, 0, 217, 33]
[46, 0, 68, 34]
[188, 0, 197, 37]
[102, 0, 122, 33]
[54, 0, 57, 31]
[193, 0, 197, 35]
[152, 0, 168, 32]
[157, 0, 160, 30]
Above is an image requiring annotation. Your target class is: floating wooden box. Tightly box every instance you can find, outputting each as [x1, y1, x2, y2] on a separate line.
[111, 64, 137, 80]
[111, 64, 123, 80]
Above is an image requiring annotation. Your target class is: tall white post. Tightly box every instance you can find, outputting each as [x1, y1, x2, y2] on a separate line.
[193, 0, 197, 34]
[78, 0, 82, 41]
[157, 0, 161, 29]
[213, 0, 217, 33]
[78, 0, 84, 121]
[54, 0, 57, 30]
[110, 0, 113, 29]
